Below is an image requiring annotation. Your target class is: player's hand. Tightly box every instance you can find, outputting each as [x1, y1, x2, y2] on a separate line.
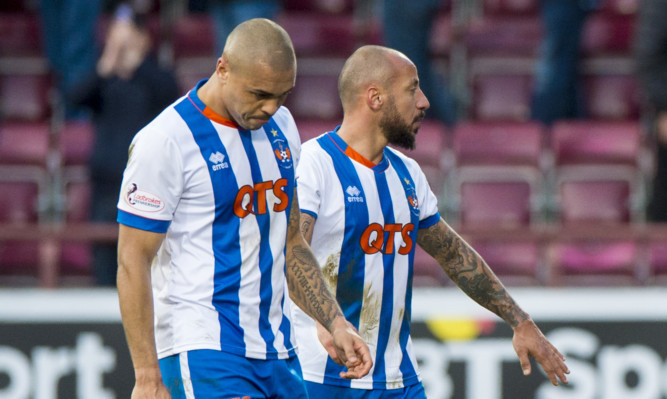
[512, 318, 569, 386]
[131, 367, 171, 398]
[316, 321, 340, 364]
[329, 317, 373, 379]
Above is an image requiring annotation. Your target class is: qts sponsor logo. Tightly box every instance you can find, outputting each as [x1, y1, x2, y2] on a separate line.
[125, 183, 165, 212]
[360, 223, 415, 255]
[233, 178, 289, 218]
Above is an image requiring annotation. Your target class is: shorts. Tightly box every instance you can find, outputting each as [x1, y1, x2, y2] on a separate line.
[159, 349, 309, 399]
[305, 381, 427, 399]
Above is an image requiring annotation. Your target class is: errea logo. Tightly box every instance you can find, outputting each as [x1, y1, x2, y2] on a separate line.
[209, 151, 229, 171]
[346, 185, 364, 203]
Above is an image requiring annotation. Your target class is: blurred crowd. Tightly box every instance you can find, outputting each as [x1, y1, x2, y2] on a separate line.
[1, 0, 663, 287]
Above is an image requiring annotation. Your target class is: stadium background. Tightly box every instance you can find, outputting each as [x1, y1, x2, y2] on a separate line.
[1, 0, 666, 398]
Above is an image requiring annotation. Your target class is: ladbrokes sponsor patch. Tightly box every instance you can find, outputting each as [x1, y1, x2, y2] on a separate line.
[125, 183, 165, 212]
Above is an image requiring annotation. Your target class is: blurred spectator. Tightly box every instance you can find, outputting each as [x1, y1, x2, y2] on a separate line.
[209, 0, 282, 55]
[382, 0, 458, 127]
[530, 0, 601, 125]
[636, 0, 667, 222]
[39, 0, 103, 117]
[69, 4, 180, 285]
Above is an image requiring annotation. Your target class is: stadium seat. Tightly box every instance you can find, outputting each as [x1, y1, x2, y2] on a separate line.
[59, 180, 93, 280]
[581, 13, 636, 56]
[482, 0, 539, 16]
[60, 119, 95, 166]
[647, 240, 667, 285]
[0, 13, 42, 56]
[583, 74, 640, 120]
[412, 245, 450, 287]
[471, 73, 533, 121]
[0, 73, 51, 121]
[277, 12, 363, 57]
[171, 14, 216, 59]
[0, 180, 42, 281]
[283, 0, 354, 14]
[0, 121, 50, 166]
[284, 73, 342, 120]
[295, 118, 337, 143]
[398, 120, 449, 198]
[548, 239, 640, 286]
[550, 120, 644, 220]
[464, 15, 541, 57]
[448, 121, 546, 284]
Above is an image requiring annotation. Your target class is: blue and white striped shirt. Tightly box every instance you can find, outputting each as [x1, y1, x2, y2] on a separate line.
[291, 130, 440, 390]
[117, 80, 300, 360]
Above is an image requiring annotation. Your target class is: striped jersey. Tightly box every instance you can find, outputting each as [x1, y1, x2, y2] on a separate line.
[117, 80, 300, 360]
[291, 129, 441, 390]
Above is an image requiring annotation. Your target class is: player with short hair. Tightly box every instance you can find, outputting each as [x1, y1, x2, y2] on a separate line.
[116, 18, 371, 398]
[290, 45, 569, 398]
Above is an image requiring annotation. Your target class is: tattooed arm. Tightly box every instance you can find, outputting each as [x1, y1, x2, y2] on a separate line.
[285, 189, 372, 379]
[417, 218, 569, 386]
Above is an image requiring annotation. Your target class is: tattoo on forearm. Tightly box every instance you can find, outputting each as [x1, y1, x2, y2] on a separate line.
[287, 244, 342, 330]
[418, 220, 528, 327]
[300, 218, 312, 238]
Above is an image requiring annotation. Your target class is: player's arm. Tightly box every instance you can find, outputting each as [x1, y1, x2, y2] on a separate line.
[117, 224, 171, 398]
[286, 189, 372, 379]
[417, 218, 569, 386]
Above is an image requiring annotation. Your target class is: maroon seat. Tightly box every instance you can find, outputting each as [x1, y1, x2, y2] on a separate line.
[0, 121, 50, 166]
[454, 121, 544, 167]
[396, 120, 449, 196]
[465, 15, 542, 57]
[412, 245, 450, 287]
[283, 0, 354, 13]
[549, 181, 640, 285]
[584, 74, 640, 121]
[581, 12, 636, 55]
[482, 0, 539, 15]
[172, 14, 216, 59]
[472, 74, 533, 121]
[0, 74, 51, 122]
[277, 12, 361, 57]
[460, 182, 531, 228]
[0, 181, 41, 278]
[295, 118, 336, 143]
[560, 181, 631, 224]
[648, 240, 667, 284]
[284, 73, 342, 120]
[0, 13, 42, 56]
[468, 239, 543, 285]
[551, 120, 640, 166]
[60, 120, 95, 166]
[60, 181, 93, 277]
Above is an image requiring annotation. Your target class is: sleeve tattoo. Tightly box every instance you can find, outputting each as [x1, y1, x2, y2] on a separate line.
[286, 196, 342, 330]
[417, 219, 528, 327]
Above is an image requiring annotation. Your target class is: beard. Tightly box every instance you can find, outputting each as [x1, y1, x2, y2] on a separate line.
[379, 96, 421, 150]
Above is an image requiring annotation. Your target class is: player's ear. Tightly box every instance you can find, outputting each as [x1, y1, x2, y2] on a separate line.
[216, 55, 231, 82]
[367, 86, 383, 111]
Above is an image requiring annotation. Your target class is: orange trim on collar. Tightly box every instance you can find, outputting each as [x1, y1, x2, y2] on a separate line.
[202, 107, 238, 128]
[344, 146, 377, 169]
[186, 90, 238, 128]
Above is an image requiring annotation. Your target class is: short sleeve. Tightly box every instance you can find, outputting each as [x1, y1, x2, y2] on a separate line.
[412, 160, 441, 229]
[295, 140, 326, 219]
[117, 124, 184, 233]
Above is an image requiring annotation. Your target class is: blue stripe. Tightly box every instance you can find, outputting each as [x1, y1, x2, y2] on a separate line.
[384, 150, 422, 382]
[158, 355, 187, 398]
[317, 132, 369, 386]
[371, 171, 396, 387]
[420, 212, 441, 229]
[117, 210, 170, 233]
[299, 209, 318, 220]
[174, 97, 247, 355]
[238, 129, 277, 357]
[262, 118, 297, 354]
